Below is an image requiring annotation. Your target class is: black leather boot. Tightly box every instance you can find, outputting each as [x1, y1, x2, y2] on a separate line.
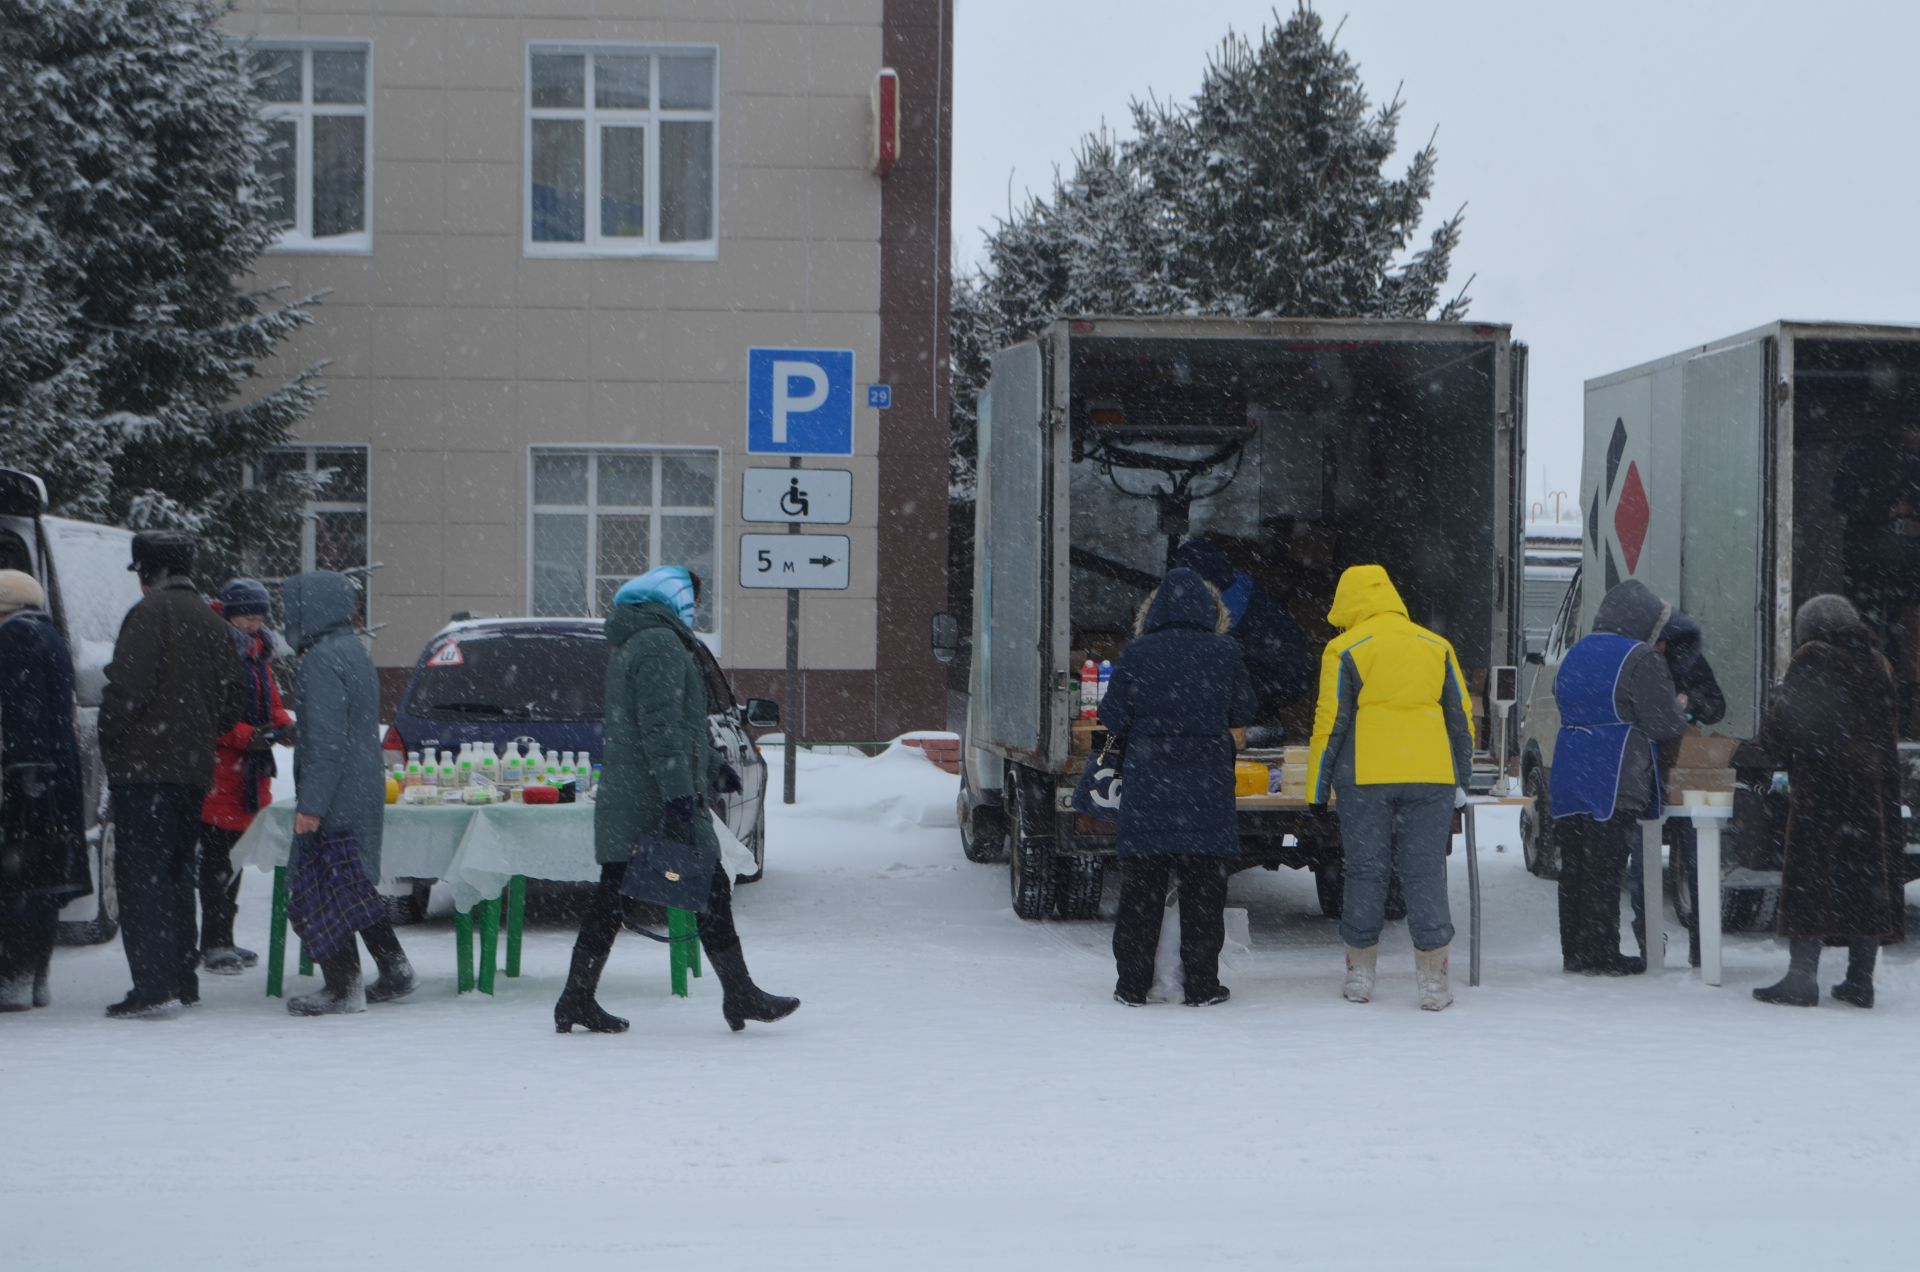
[1832, 940, 1877, 1009]
[1754, 939, 1821, 1007]
[554, 945, 628, 1034]
[361, 919, 417, 1004]
[703, 940, 799, 1032]
[288, 949, 366, 1016]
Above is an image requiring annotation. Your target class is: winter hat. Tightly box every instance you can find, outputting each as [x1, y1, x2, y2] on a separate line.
[0, 569, 45, 614]
[218, 578, 273, 619]
[1794, 594, 1862, 648]
[128, 531, 195, 582]
[612, 565, 697, 627]
[1172, 538, 1235, 590]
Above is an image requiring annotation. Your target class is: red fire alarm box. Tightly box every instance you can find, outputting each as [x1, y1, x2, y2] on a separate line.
[870, 67, 899, 177]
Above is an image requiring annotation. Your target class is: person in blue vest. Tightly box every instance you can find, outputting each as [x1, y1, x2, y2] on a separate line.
[1551, 579, 1690, 974]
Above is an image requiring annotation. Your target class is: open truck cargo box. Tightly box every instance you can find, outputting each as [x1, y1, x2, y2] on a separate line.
[961, 317, 1527, 919]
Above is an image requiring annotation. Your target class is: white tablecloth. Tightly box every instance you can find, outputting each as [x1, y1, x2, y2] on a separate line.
[229, 800, 750, 914]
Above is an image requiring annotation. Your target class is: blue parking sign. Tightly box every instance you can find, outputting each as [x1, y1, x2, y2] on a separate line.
[746, 348, 855, 456]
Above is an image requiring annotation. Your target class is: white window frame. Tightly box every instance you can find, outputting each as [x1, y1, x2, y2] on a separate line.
[248, 444, 374, 619]
[522, 42, 720, 261]
[251, 40, 374, 256]
[527, 445, 723, 651]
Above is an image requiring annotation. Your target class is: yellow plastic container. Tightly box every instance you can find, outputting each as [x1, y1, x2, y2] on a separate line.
[1234, 761, 1270, 797]
[385, 777, 401, 805]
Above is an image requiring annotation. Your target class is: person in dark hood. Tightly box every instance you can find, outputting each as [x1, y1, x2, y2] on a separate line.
[0, 571, 91, 1011]
[1172, 538, 1310, 732]
[1099, 567, 1257, 1008]
[556, 567, 798, 1035]
[280, 570, 414, 1016]
[98, 532, 245, 1018]
[1750, 595, 1906, 1007]
[195, 579, 294, 976]
[1658, 611, 1726, 729]
[1626, 609, 1729, 957]
[1550, 579, 1690, 975]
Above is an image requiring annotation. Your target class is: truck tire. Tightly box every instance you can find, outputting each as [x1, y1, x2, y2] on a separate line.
[1521, 764, 1560, 879]
[1314, 864, 1344, 920]
[1054, 856, 1105, 919]
[1007, 769, 1057, 921]
[959, 768, 1007, 863]
[57, 821, 119, 947]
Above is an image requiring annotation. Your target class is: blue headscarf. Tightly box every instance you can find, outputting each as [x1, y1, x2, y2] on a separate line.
[613, 566, 697, 627]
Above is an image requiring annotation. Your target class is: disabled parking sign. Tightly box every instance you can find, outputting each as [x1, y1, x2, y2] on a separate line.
[746, 347, 855, 456]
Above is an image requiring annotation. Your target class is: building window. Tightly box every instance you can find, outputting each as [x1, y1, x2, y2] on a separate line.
[253, 447, 372, 614]
[524, 44, 718, 257]
[529, 448, 719, 632]
[249, 43, 372, 253]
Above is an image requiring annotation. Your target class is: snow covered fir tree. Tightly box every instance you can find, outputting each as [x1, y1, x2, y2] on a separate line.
[948, 3, 1470, 602]
[0, 0, 324, 582]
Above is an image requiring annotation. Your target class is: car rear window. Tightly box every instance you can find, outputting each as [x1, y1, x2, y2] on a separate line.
[408, 631, 610, 723]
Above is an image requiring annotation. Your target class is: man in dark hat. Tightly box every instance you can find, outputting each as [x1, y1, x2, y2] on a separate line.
[98, 532, 245, 1017]
[1172, 537, 1310, 733]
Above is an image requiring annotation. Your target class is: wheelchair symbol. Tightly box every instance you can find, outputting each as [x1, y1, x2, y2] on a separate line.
[778, 478, 810, 518]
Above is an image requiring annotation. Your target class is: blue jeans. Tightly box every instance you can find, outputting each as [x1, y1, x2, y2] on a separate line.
[1337, 783, 1455, 951]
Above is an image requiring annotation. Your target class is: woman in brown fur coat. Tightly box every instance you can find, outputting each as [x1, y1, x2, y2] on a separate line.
[1752, 595, 1906, 1008]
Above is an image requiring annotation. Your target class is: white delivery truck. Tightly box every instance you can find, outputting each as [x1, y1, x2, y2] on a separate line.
[0, 467, 146, 944]
[1518, 322, 1920, 922]
[933, 316, 1528, 920]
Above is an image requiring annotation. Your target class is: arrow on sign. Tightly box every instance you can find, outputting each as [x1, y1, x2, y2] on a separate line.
[808, 555, 837, 567]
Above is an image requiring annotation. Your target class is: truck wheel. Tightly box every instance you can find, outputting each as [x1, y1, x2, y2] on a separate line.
[1314, 864, 1344, 920]
[1054, 856, 1105, 919]
[1007, 772, 1057, 921]
[1521, 765, 1560, 879]
[959, 765, 1008, 865]
[57, 820, 119, 947]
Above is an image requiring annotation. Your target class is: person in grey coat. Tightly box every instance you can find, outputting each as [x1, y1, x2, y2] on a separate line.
[1550, 579, 1690, 975]
[280, 571, 413, 1015]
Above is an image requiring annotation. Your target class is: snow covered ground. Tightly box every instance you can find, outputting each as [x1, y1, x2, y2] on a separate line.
[10, 745, 1920, 1270]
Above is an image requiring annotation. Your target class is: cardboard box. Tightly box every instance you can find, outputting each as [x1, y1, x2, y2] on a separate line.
[1675, 734, 1739, 769]
[1665, 765, 1735, 805]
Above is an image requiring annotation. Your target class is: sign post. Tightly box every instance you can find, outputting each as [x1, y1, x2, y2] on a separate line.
[746, 348, 857, 804]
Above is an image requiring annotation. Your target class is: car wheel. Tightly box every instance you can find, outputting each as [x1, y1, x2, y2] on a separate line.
[961, 802, 1008, 864]
[1314, 863, 1344, 920]
[1007, 768, 1056, 921]
[1521, 764, 1560, 879]
[1053, 855, 1104, 919]
[57, 821, 119, 947]
[734, 807, 766, 885]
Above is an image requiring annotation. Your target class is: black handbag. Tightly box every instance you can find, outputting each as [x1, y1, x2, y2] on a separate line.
[1069, 733, 1125, 822]
[619, 827, 719, 913]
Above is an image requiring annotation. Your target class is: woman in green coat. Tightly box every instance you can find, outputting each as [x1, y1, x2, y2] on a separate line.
[555, 566, 798, 1034]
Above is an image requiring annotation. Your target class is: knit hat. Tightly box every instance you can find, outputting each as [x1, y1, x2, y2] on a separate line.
[1793, 594, 1862, 648]
[1172, 538, 1235, 590]
[0, 568, 45, 614]
[128, 531, 195, 581]
[217, 577, 273, 619]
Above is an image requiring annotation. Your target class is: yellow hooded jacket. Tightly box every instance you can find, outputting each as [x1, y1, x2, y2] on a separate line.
[1307, 565, 1475, 801]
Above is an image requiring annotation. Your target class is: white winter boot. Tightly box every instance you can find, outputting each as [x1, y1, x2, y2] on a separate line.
[1342, 944, 1378, 1003]
[1415, 945, 1454, 1012]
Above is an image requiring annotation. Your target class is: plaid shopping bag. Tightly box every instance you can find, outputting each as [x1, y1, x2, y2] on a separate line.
[287, 830, 383, 962]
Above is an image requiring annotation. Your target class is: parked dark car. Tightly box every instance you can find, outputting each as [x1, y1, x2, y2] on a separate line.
[384, 617, 780, 893]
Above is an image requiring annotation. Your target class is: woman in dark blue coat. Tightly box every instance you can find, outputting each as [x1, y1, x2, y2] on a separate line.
[0, 570, 91, 1011]
[1099, 568, 1257, 1006]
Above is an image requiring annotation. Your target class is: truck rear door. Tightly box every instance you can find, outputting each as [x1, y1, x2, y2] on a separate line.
[981, 339, 1058, 767]
[1678, 338, 1772, 738]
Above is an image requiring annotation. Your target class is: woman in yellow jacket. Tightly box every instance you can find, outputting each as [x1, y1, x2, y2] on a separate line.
[1307, 565, 1474, 1010]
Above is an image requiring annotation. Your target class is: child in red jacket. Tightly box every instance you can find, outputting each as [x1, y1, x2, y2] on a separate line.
[197, 579, 293, 975]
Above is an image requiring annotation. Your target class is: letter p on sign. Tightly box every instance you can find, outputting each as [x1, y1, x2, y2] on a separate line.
[747, 347, 855, 456]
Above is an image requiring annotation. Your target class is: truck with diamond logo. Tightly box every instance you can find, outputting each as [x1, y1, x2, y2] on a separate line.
[1517, 322, 1920, 927]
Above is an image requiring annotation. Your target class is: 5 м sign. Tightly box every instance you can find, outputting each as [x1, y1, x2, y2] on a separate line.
[739, 534, 850, 590]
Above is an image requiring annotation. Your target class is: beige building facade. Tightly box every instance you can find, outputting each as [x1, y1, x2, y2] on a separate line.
[224, 0, 953, 739]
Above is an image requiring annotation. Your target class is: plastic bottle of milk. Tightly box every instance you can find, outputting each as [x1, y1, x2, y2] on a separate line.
[478, 744, 498, 787]
[405, 752, 423, 789]
[422, 748, 439, 788]
[503, 751, 523, 789]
